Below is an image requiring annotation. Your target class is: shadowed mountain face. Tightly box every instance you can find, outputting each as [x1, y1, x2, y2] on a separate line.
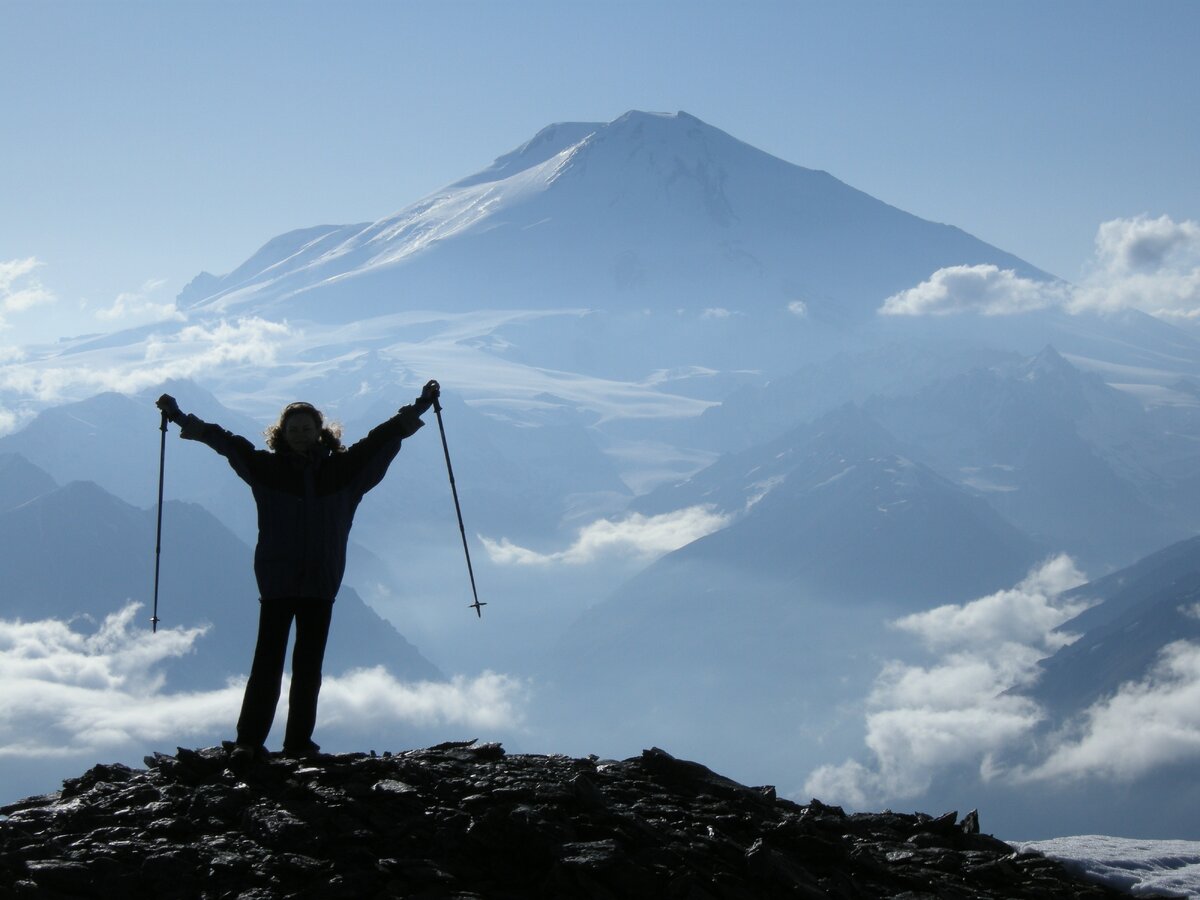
[537, 405, 1046, 782]
[0, 453, 56, 511]
[863, 346, 1196, 569]
[0, 457, 441, 688]
[1023, 535, 1200, 718]
[0, 743, 1129, 900]
[632, 403, 1044, 607]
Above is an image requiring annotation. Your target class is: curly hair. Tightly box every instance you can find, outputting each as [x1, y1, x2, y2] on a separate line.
[264, 401, 345, 453]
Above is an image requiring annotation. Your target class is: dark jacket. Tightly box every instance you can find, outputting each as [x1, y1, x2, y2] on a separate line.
[191, 408, 424, 601]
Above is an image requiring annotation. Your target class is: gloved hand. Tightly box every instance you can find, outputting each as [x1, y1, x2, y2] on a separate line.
[178, 414, 206, 441]
[413, 379, 440, 415]
[156, 394, 183, 424]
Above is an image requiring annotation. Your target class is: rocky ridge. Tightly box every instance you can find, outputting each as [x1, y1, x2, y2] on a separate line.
[0, 741, 1155, 899]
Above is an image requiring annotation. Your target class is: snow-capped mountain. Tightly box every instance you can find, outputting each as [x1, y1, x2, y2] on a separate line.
[177, 111, 1050, 332]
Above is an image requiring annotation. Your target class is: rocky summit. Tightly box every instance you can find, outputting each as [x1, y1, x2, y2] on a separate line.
[1, 741, 1144, 899]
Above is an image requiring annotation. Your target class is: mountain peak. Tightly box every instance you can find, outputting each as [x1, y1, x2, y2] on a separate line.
[449, 110, 719, 191]
[174, 109, 1052, 328]
[1023, 345, 1074, 380]
[450, 120, 600, 189]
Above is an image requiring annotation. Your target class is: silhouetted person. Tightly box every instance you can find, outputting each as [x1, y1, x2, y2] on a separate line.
[156, 382, 440, 761]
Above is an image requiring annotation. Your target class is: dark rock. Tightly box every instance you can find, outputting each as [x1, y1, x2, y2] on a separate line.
[961, 807, 981, 834]
[0, 741, 1144, 899]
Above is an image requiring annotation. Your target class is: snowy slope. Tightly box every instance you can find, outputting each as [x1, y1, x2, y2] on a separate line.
[177, 110, 1051, 328]
[1015, 836, 1200, 898]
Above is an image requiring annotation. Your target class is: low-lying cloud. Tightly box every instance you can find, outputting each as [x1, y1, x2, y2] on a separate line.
[806, 553, 1200, 807]
[481, 505, 730, 566]
[0, 602, 526, 758]
[879, 264, 1066, 317]
[1017, 639, 1200, 783]
[0, 257, 56, 325]
[95, 278, 184, 325]
[880, 215, 1200, 320]
[0, 316, 293, 405]
[803, 555, 1093, 806]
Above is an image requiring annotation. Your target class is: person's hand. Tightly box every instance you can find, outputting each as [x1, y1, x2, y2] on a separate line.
[414, 380, 440, 414]
[179, 414, 205, 441]
[156, 394, 183, 424]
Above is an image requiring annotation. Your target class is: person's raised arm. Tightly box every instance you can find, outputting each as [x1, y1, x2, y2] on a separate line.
[359, 379, 440, 446]
[340, 380, 440, 492]
[155, 393, 261, 492]
[156, 393, 208, 441]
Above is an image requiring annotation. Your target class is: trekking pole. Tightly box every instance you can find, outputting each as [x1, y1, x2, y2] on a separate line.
[432, 392, 485, 618]
[151, 409, 168, 633]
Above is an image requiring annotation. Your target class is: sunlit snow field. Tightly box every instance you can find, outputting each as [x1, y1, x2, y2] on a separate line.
[1016, 836, 1200, 898]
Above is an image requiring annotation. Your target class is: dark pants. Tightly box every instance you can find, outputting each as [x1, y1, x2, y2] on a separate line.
[236, 597, 334, 750]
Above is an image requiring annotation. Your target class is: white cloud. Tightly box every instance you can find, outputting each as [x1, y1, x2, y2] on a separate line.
[1069, 215, 1200, 318]
[1092, 214, 1200, 277]
[803, 555, 1093, 806]
[806, 553, 1200, 803]
[0, 257, 57, 324]
[893, 553, 1090, 653]
[95, 278, 184, 324]
[878, 215, 1200, 320]
[879, 264, 1066, 317]
[0, 602, 526, 757]
[0, 604, 217, 755]
[0, 403, 31, 437]
[317, 668, 527, 731]
[481, 504, 731, 566]
[0, 316, 294, 403]
[787, 300, 808, 318]
[1017, 639, 1200, 783]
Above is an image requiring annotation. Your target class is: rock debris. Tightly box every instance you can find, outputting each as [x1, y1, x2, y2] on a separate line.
[0, 741, 1158, 899]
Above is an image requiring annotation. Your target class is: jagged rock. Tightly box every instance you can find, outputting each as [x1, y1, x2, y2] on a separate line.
[0, 743, 1155, 898]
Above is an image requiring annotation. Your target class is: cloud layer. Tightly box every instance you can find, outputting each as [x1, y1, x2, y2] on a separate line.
[879, 264, 1066, 317]
[481, 505, 730, 566]
[805, 552, 1200, 808]
[0, 603, 526, 758]
[1018, 639, 1200, 783]
[95, 277, 183, 325]
[879, 215, 1200, 320]
[0, 258, 56, 327]
[803, 556, 1090, 806]
[0, 316, 294, 405]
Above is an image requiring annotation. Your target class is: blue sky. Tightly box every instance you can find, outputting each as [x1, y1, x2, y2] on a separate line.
[3, 0, 1197, 342]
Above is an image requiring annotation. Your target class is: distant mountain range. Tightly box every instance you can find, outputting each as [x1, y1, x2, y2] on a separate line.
[1026, 534, 1200, 717]
[3, 110, 1200, 837]
[0, 453, 441, 687]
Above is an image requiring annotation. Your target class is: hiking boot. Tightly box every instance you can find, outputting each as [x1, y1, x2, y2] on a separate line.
[229, 742, 268, 764]
[281, 740, 321, 759]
